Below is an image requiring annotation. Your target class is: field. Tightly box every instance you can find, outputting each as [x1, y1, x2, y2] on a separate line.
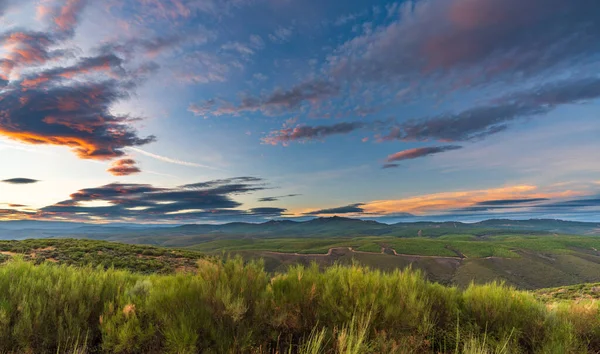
[1, 256, 600, 353]
[4, 233, 600, 290]
[189, 234, 600, 289]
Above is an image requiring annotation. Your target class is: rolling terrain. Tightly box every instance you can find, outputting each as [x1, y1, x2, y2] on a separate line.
[1, 217, 599, 242]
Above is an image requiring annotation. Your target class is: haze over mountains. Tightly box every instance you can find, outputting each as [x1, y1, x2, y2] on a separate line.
[1, 217, 598, 242]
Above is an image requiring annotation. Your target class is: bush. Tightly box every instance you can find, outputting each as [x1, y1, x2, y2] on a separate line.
[0, 257, 598, 353]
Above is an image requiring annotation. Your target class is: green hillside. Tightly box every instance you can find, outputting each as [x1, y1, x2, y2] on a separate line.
[191, 234, 600, 290]
[0, 239, 204, 274]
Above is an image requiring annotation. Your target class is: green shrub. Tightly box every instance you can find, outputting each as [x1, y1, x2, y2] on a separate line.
[0, 257, 599, 353]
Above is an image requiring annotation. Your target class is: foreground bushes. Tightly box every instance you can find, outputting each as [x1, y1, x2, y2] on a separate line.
[0, 257, 599, 353]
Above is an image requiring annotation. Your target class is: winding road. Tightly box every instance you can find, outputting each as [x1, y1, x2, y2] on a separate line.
[262, 246, 465, 260]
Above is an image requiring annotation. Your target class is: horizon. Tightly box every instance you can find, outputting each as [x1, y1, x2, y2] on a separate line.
[1, 0, 599, 224]
[1, 216, 598, 228]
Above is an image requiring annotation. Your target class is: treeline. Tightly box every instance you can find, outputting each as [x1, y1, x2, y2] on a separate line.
[0, 257, 598, 353]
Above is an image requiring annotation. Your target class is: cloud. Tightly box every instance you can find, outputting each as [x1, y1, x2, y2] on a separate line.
[333, 12, 365, 26]
[0, 209, 37, 219]
[107, 159, 141, 176]
[52, 0, 88, 35]
[0, 27, 157, 167]
[262, 122, 366, 146]
[181, 177, 266, 194]
[127, 147, 222, 170]
[382, 163, 400, 169]
[0, 79, 155, 160]
[196, 0, 600, 120]
[381, 77, 600, 143]
[19, 54, 124, 88]
[0, 31, 62, 79]
[268, 27, 292, 43]
[0, 0, 11, 16]
[329, 0, 600, 86]
[451, 196, 600, 214]
[221, 38, 263, 57]
[190, 80, 339, 117]
[249, 207, 287, 215]
[305, 203, 365, 216]
[258, 194, 299, 202]
[538, 198, 600, 209]
[355, 185, 582, 216]
[176, 51, 236, 85]
[1, 178, 39, 184]
[35, 177, 284, 222]
[122, 0, 256, 21]
[386, 146, 462, 163]
[476, 198, 550, 206]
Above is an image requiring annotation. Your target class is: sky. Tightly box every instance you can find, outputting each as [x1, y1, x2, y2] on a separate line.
[0, 0, 599, 224]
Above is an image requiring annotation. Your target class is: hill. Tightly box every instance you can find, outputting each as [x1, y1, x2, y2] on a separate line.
[0, 239, 204, 274]
[1, 217, 598, 243]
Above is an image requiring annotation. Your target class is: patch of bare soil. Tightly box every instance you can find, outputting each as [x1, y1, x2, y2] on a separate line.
[0, 251, 18, 257]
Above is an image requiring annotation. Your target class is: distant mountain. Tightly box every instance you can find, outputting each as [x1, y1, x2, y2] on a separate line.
[0, 217, 598, 241]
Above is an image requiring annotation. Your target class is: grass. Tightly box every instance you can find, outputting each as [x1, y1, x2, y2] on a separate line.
[189, 234, 600, 259]
[1, 256, 600, 353]
[0, 238, 204, 274]
[536, 283, 600, 302]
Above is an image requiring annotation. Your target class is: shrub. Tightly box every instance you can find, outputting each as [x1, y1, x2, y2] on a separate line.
[0, 257, 598, 353]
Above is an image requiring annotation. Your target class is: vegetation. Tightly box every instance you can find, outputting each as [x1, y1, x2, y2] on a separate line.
[188, 234, 600, 258]
[536, 282, 600, 302]
[0, 239, 204, 274]
[1, 256, 600, 353]
[4, 237, 600, 290]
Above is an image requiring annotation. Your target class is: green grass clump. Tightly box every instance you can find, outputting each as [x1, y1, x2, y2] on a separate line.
[1, 256, 599, 353]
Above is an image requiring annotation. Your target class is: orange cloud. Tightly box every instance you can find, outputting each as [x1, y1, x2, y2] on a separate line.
[54, 0, 87, 33]
[107, 159, 141, 176]
[291, 185, 586, 217]
[360, 185, 582, 215]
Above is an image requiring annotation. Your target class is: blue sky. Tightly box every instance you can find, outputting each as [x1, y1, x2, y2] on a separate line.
[0, 0, 599, 223]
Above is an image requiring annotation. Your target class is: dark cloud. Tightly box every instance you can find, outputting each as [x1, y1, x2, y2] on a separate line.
[190, 80, 340, 117]
[381, 164, 400, 169]
[1, 178, 39, 184]
[196, 0, 600, 118]
[386, 146, 463, 163]
[19, 54, 124, 88]
[329, 0, 600, 86]
[0, 209, 35, 217]
[0, 79, 155, 160]
[452, 196, 600, 214]
[0, 3, 160, 175]
[258, 194, 300, 202]
[453, 206, 515, 213]
[107, 159, 141, 176]
[382, 77, 600, 143]
[181, 177, 266, 194]
[539, 198, 600, 209]
[305, 203, 365, 215]
[477, 198, 550, 206]
[39, 177, 284, 222]
[262, 122, 366, 146]
[249, 207, 288, 215]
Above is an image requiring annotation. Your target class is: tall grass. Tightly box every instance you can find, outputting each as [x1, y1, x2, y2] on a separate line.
[0, 256, 598, 353]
